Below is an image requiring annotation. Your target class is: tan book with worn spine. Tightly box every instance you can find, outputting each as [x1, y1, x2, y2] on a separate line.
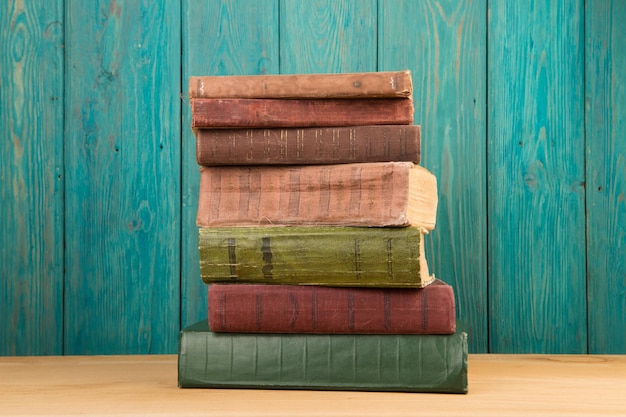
[196, 161, 438, 229]
[188, 70, 413, 99]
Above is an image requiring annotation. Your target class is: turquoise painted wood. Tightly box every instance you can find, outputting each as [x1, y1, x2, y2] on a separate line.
[488, 1, 587, 352]
[63, 0, 181, 354]
[379, 0, 488, 353]
[181, 0, 280, 328]
[586, 0, 626, 353]
[280, 0, 377, 74]
[2, 0, 626, 355]
[0, 1, 64, 355]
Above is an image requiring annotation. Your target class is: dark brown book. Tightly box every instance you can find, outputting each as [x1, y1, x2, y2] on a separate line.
[194, 125, 421, 166]
[188, 70, 413, 99]
[190, 98, 414, 128]
[208, 279, 456, 334]
[196, 162, 438, 229]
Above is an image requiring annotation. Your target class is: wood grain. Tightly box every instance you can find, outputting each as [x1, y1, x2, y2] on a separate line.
[379, 0, 488, 353]
[0, 1, 64, 355]
[0, 354, 625, 416]
[182, 0, 280, 328]
[586, 0, 626, 353]
[63, 0, 181, 354]
[279, 0, 377, 73]
[488, 1, 586, 352]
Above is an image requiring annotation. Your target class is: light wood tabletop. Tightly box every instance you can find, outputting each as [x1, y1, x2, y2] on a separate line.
[1, 354, 625, 416]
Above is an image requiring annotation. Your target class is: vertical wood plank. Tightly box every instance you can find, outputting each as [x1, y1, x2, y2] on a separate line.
[182, 0, 279, 327]
[379, 0, 488, 353]
[488, 1, 586, 352]
[279, 0, 377, 73]
[64, 0, 181, 354]
[586, 0, 626, 353]
[0, 1, 64, 355]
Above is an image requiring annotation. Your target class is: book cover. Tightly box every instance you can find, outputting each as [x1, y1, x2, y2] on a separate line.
[190, 98, 414, 128]
[194, 125, 421, 166]
[196, 162, 438, 229]
[208, 279, 455, 334]
[188, 70, 413, 99]
[198, 225, 433, 288]
[178, 320, 468, 393]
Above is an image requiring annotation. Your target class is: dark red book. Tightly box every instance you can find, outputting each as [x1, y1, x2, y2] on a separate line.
[190, 98, 414, 128]
[208, 279, 456, 334]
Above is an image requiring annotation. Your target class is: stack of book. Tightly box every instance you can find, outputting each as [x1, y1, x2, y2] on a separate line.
[179, 71, 468, 393]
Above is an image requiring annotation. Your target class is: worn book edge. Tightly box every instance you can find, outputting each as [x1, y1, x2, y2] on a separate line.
[188, 70, 413, 99]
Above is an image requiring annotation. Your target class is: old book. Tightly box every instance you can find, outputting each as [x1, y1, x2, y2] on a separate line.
[198, 225, 433, 288]
[188, 70, 413, 99]
[178, 320, 468, 393]
[190, 98, 414, 128]
[194, 125, 421, 166]
[208, 279, 456, 334]
[196, 162, 437, 228]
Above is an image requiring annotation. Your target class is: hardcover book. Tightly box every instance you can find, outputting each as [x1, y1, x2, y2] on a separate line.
[194, 125, 421, 166]
[198, 225, 433, 287]
[188, 70, 413, 99]
[190, 98, 414, 128]
[196, 162, 438, 229]
[178, 320, 468, 393]
[208, 279, 456, 334]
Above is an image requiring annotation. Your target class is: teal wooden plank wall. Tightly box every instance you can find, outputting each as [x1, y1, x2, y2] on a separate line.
[1, 1, 64, 355]
[63, 0, 181, 354]
[488, 1, 587, 353]
[1, 0, 624, 355]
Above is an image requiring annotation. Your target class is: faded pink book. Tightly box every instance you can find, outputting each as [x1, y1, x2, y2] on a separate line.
[196, 162, 438, 229]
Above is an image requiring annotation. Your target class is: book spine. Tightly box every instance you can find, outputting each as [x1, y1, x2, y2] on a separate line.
[190, 98, 414, 128]
[178, 320, 468, 393]
[196, 161, 413, 227]
[195, 125, 421, 166]
[188, 71, 413, 99]
[197, 226, 432, 287]
[208, 281, 456, 334]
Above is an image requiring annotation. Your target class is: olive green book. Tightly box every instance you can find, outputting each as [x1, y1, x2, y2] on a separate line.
[198, 225, 434, 288]
[178, 320, 468, 393]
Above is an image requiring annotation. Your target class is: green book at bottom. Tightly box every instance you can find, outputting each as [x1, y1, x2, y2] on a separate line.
[178, 320, 468, 393]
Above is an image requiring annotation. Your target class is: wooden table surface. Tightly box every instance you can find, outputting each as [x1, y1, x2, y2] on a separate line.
[1, 354, 625, 416]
